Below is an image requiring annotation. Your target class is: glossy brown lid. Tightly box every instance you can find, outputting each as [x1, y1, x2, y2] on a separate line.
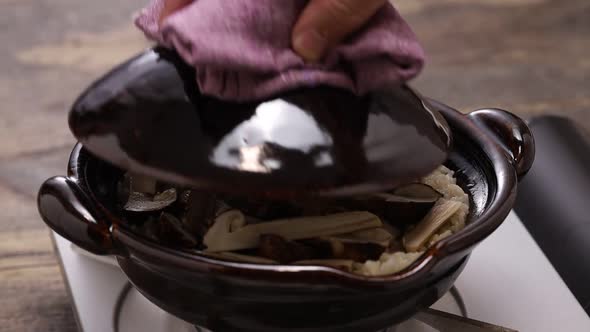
[69, 48, 451, 197]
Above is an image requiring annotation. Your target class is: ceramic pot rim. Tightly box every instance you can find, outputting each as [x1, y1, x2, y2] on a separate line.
[61, 103, 526, 287]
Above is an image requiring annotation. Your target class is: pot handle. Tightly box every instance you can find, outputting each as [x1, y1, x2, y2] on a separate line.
[468, 109, 535, 179]
[38, 176, 121, 255]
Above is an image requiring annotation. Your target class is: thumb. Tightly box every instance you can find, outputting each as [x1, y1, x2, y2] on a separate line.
[158, 0, 194, 25]
[292, 0, 387, 62]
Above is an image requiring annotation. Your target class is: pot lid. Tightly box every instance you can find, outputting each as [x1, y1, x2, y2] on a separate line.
[69, 48, 451, 197]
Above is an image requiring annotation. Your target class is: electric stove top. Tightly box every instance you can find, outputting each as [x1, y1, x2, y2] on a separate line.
[51, 212, 590, 332]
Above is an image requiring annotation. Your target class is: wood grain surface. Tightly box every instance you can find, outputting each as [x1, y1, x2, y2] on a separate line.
[0, 0, 588, 331]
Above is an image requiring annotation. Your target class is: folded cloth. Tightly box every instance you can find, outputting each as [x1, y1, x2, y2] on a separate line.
[135, 0, 425, 101]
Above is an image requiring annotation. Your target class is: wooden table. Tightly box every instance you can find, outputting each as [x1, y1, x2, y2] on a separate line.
[1, 0, 588, 330]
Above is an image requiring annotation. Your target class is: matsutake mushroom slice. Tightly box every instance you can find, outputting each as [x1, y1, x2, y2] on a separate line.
[203, 211, 382, 252]
[124, 188, 178, 212]
[323, 238, 386, 262]
[315, 228, 394, 262]
[403, 199, 463, 252]
[393, 183, 442, 199]
[182, 190, 218, 238]
[258, 234, 316, 263]
[330, 228, 394, 247]
[203, 210, 247, 248]
[343, 185, 442, 224]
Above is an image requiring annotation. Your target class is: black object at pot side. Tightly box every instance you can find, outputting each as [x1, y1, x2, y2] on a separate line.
[514, 115, 590, 315]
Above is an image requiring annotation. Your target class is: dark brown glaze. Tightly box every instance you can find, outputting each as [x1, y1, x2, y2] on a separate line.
[37, 144, 116, 255]
[467, 108, 535, 179]
[38, 176, 116, 255]
[68, 48, 451, 197]
[38, 102, 534, 331]
[118, 249, 467, 332]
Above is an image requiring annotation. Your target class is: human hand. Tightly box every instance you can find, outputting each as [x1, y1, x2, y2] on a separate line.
[292, 0, 388, 62]
[158, 0, 193, 25]
[158, 0, 388, 62]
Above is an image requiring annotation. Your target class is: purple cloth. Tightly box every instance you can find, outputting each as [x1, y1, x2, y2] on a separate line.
[135, 0, 425, 102]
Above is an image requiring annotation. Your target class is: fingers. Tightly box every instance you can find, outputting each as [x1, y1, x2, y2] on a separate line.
[292, 0, 388, 62]
[158, 0, 194, 25]
[156, 0, 387, 62]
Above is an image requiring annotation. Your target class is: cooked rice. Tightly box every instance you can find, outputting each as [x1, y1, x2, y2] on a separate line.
[353, 166, 469, 276]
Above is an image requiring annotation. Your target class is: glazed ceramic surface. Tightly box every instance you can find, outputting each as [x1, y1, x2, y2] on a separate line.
[68, 48, 451, 197]
[38, 49, 534, 332]
[38, 106, 533, 332]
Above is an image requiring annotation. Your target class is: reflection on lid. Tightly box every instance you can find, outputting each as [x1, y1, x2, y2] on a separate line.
[364, 113, 430, 163]
[211, 99, 332, 173]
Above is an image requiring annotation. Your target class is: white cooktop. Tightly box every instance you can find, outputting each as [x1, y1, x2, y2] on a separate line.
[52, 212, 590, 332]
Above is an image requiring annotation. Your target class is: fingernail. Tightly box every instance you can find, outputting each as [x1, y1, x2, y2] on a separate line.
[293, 31, 327, 62]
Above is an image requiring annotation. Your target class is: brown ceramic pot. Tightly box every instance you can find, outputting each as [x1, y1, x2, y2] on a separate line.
[37, 50, 534, 332]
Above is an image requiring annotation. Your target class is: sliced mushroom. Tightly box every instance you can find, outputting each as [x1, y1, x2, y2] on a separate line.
[124, 188, 178, 212]
[341, 190, 441, 224]
[203, 211, 382, 252]
[324, 238, 386, 262]
[308, 228, 394, 262]
[403, 199, 463, 252]
[214, 200, 233, 217]
[331, 228, 394, 247]
[182, 190, 218, 237]
[382, 222, 402, 240]
[393, 183, 442, 200]
[258, 234, 316, 263]
[203, 210, 247, 249]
